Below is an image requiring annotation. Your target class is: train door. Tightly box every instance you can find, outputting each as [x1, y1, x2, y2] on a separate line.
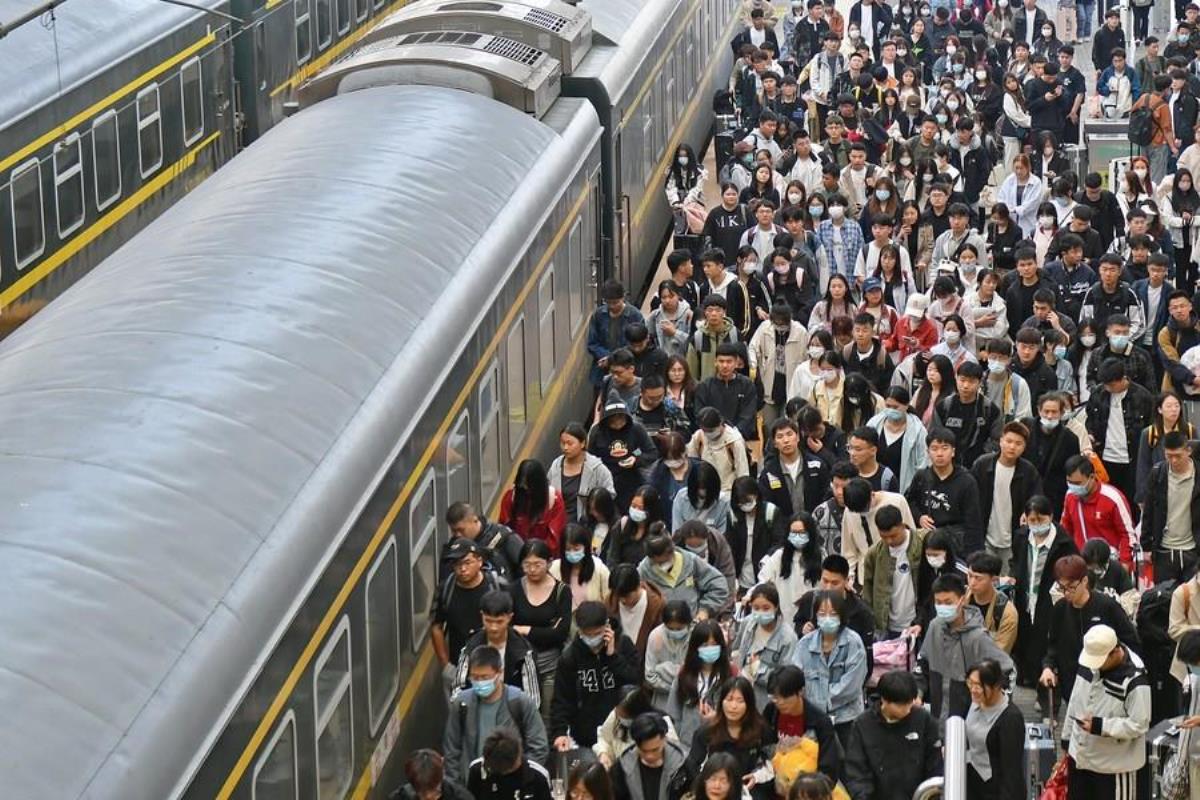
[588, 168, 602, 305]
[613, 132, 632, 291]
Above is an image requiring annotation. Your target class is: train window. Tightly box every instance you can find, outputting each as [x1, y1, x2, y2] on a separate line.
[295, 0, 312, 65]
[91, 112, 121, 211]
[336, 0, 350, 34]
[538, 269, 556, 392]
[252, 711, 298, 800]
[355, 0, 368, 22]
[136, 84, 163, 178]
[409, 470, 437, 649]
[446, 411, 472, 511]
[53, 135, 85, 238]
[316, 0, 333, 50]
[11, 159, 44, 269]
[365, 538, 400, 734]
[313, 618, 353, 800]
[180, 57, 204, 146]
[478, 363, 501, 505]
[505, 317, 527, 456]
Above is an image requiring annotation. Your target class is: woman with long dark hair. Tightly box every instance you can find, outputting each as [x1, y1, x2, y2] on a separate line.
[794, 590, 868, 744]
[645, 599, 694, 709]
[500, 458, 567, 553]
[648, 432, 697, 522]
[690, 752, 748, 800]
[1165, 168, 1200, 292]
[672, 460, 731, 533]
[551, 522, 611, 609]
[912, 353, 955, 426]
[740, 164, 781, 207]
[604, 486, 664, 567]
[758, 512, 823, 624]
[666, 143, 707, 236]
[727, 476, 787, 591]
[686, 679, 776, 800]
[585, 487, 620, 556]
[664, 355, 698, 425]
[808, 273, 856, 332]
[838, 373, 883, 433]
[666, 620, 736, 746]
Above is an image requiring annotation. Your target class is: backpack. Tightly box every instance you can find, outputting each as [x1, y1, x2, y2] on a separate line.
[1136, 581, 1178, 652]
[1128, 101, 1157, 147]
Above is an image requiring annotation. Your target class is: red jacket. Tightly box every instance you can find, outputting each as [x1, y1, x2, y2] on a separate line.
[883, 315, 939, 361]
[1060, 482, 1137, 566]
[499, 486, 567, 554]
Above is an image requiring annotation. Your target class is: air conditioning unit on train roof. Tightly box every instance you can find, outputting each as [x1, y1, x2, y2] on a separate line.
[299, 31, 563, 117]
[361, 0, 591, 75]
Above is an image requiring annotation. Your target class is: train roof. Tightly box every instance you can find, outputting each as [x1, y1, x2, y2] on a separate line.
[573, 0, 683, 100]
[0, 84, 599, 799]
[0, 0, 226, 128]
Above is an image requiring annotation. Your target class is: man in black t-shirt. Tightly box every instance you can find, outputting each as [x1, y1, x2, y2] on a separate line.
[433, 538, 503, 698]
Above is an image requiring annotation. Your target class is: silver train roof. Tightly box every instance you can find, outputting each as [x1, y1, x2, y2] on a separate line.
[0, 84, 598, 799]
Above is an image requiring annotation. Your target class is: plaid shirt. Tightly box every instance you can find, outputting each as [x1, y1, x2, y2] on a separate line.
[817, 219, 866, 279]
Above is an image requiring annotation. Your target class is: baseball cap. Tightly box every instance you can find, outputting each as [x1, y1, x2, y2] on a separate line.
[1079, 624, 1118, 670]
[863, 277, 883, 293]
[446, 537, 484, 562]
[905, 293, 929, 318]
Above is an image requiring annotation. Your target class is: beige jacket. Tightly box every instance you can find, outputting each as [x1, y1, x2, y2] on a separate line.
[748, 319, 809, 405]
[1169, 576, 1200, 685]
[842, 491, 917, 587]
[686, 425, 750, 492]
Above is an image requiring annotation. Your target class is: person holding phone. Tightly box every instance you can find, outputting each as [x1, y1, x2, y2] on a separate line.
[549, 602, 643, 751]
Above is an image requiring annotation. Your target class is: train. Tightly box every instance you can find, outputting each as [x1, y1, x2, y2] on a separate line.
[0, 0, 426, 321]
[0, 0, 737, 327]
[0, 0, 740, 798]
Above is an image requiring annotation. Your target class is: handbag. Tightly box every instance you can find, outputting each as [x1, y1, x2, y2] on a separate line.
[1038, 754, 1070, 800]
[1160, 727, 1192, 800]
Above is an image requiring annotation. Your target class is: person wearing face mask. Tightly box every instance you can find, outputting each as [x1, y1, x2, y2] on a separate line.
[1080, 539, 1134, 604]
[793, 589, 868, 745]
[984, 0, 1015, 42]
[787, 328, 834, 401]
[918, 573, 1015, 721]
[1009, 495, 1078, 686]
[1020, 393, 1080, 517]
[759, 512, 825, 624]
[645, 600, 694, 709]
[729, 584, 800, 708]
[550, 602, 643, 752]
[639, 532, 732, 623]
[1030, 19, 1062, 63]
[453, 591, 543, 708]
[726, 476, 785, 590]
[674, 519, 738, 601]
[962, 659, 1026, 800]
[552, 523, 612, 610]
[685, 403, 751, 496]
[666, 620, 736, 746]
[1061, 451, 1142, 579]
[444, 645, 549, 785]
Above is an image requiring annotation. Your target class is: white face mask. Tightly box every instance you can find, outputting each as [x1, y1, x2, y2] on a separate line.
[821, 368, 839, 383]
[678, 156, 689, 167]
[1080, 334, 1096, 347]
[946, 99, 960, 111]
[998, 0, 1008, 7]
[829, 205, 846, 220]
[946, 45, 957, 55]
[1134, 167, 1148, 179]
[741, 260, 758, 274]
[945, 331, 961, 346]
[809, 345, 826, 359]
[975, 70, 988, 81]
[1042, 28, 1053, 37]
[900, 156, 913, 166]
[739, 500, 757, 513]
[788, 192, 803, 204]
[1039, 215, 1056, 229]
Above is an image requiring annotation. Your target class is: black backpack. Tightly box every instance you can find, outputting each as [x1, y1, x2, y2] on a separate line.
[1128, 101, 1156, 147]
[1136, 581, 1178, 652]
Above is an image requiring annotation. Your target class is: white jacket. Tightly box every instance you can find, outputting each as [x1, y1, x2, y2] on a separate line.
[962, 290, 1010, 342]
[748, 319, 810, 403]
[995, 173, 1046, 238]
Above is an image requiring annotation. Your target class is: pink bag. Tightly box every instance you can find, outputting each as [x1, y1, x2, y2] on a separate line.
[868, 636, 913, 688]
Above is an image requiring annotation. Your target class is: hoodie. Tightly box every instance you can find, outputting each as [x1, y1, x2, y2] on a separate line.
[637, 549, 732, 617]
[919, 606, 1015, 721]
[467, 760, 552, 800]
[587, 396, 657, 510]
[843, 702, 943, 800]
[549, 632, 643, 747]
[1063, 656, 1151, 775]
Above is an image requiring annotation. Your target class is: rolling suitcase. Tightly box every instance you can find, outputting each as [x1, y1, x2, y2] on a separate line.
[1025, 722, 1057, 798]
[1147, 717, 1184, 799]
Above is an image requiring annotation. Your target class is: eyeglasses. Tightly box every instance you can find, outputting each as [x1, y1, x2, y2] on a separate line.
[1056, 579, 1082, 593]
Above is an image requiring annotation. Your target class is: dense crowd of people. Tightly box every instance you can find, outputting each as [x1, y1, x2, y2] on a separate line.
[391, 2, 1200, 800]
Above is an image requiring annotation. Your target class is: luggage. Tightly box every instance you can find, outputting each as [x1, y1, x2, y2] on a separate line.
[1025, 723, 1057, 798]
[1147, 717, 1184, 800]
[714, 130, 736, 172]
[868, 635, 913, 689]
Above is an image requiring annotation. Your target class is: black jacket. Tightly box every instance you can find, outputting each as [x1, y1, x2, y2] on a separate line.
[1084, 381, 1154, 463]
[905, 465, 987, 555]
[934, 393, 1002, 469]
[726, 498, 787, 578]
[632, 341, 669, 380]
[1092, 24, 1126, 71]
[1169, 91, 1200, 149]
[731, 25, 780, 57]
[965, 702, 1027, 800]
[439, 517, 523, 582]
[549, 634, 644, 747]
[1025, 77, 1069, 136]
[843, 703, 943, 800]
[1010, 524, 1078, 680]
[468, 761, 552, 800]
[1076, 189, 1126, 249]
[588, 413, 657, 510]
[949, 141, 992, 202]
[1043, 589, 1141, 692]
[758, 445, 834, 518]
[848, 0, 894, 58]
[1012, 6, 1048, 45]
[763, 700, 843, 783]
[1011, 353, 1058, 410]
[1140, 457, 1200, 553]
[843, 338, 894, 394]
[694, 374, 759, 440]
[970, 454, 1043, 544]
[1022, 419, 1081, 519]
[392, 780, 474, 800]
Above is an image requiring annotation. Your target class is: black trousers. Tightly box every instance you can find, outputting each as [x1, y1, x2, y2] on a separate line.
[1153, 547, 1199, 585]
[1102, 459, 1139, 525]
[1068, 764, 1145, 800]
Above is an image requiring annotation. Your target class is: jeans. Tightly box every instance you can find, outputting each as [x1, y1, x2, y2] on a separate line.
[1077, 0, 1094, 37]
[1133, 5, 1149, 40]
